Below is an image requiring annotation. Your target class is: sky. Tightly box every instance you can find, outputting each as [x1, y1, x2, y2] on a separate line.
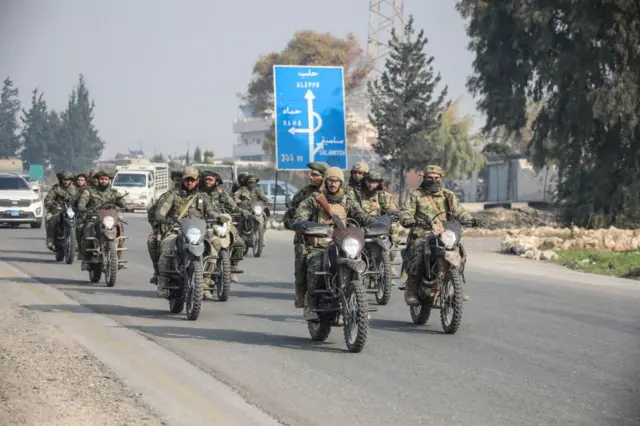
[0, 0, 479, 160]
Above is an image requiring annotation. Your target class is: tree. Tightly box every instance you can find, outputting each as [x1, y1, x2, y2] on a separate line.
[203, 150, 214, 162]
[457, 1, 640, 228]
[150, 153, 165, 162]
[193, 145, 202, 163]
[184, 149, 190, 165]
[368, 15, 448, 203]
[21, 89, 52, 164]
[0, 77, 21, 158]
[49, 74, 105, 171]
[242, 30, 370, 157]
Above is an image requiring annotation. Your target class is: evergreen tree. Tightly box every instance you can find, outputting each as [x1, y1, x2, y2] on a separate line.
[193, 145, 202, 163]
[185, 149, 190, 165]
[21, 88, 52, 164]
[150, 153, 165, 162]
[0, 77, 22, 158]
[368, 15, 447, 202]
[49, 74, 105, 171]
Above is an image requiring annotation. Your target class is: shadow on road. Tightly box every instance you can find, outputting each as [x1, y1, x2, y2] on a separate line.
[0, 249, 51, 256]
[71, 287, 154, 298]
[369, 318, 444, 335]
[128, 325, 345, 353]
[231, 290, 292, 301]
[0, 256, 57, 264]
[236, 313, 304, 323]
[2, 275, 87, 286]
[26, 303, 178, 321]
[236, 281, 292, 290]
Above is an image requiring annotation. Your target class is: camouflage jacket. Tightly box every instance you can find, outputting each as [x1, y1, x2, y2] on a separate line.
[400, 187, 472, 240]
[345, 185, 362, 204]
[154, 189, 218, 225]
[206, 188, 244, 214]
[44, 183, 77, 213]
[234, 186, 269, 208]
[77, 187, 125, 213]
[147, 190, 174, 228]
[283, 184, 323, 231]
[73, 185, 89, 210]
[351, 188, 397, 216]
[293, 189, 373, 228]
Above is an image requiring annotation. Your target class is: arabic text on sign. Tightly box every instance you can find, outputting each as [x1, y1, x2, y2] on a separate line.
[282, 120, 302, 126]
[296, 81, 320, 89]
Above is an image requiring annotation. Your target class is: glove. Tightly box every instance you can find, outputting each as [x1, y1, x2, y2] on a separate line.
[472, 217, 486, 227]
[241, 210, 250, 217]
[218, 215, 231, 224]
[415, 219, 430, 228]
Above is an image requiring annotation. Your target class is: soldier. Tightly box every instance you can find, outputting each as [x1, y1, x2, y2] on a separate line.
[154, 166, 227, 298]
[231, 173, 247, 194]
[43, 171, 77, 251]
[77, 170, 131, 270]
[282, 161, 329, 308]
[346, 162, 369, 202]
[200, 170, 248, 287]
[293, 167, 374, 320]
[147, 170, 183, 285]
[399, 165, 480, 305]
[234, 173, 271, 246]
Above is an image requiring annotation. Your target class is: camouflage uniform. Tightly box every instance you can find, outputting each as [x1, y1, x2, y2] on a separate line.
[346, 162, 369, 200]
[234, 174, 270, 246]
[77, 170, 127, 267]
[147, 171, 183, 284]
[400, 165, 472, 305]
[43, 171, 77, 249]
[283, 161, 329, 308]
[154, 167, 222, 298]
[293, 167, 374, 319]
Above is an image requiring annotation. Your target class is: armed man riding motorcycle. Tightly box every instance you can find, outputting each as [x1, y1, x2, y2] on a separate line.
[293, 167, 375, 320]
[199, 169, 248, 285]
[147, 170, 184, 285]
[346, 162, 369, 200]
[44, 171, 77, 251]
[283, 161, 329, 308]
[153, 166, 229, 298]
[399, 165, 483, 305]
[76, 170, 132, 270]
[234, 173, 271, 246]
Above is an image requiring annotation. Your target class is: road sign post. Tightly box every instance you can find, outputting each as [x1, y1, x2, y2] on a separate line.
[273, 65, 348, 170]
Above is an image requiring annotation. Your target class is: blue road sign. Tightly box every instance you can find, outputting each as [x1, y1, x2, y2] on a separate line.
[273, 65, 348, 170]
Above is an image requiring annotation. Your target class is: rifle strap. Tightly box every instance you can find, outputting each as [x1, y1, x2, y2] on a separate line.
[314, 193, 334, 219]
[176, 195, 197, 221]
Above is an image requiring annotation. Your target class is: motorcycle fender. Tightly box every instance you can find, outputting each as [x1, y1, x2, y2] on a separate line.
[218, 235, 231, 249]
[444, 250, 462, 268]
[374, 236, 392, 250]
[254, 215, 264, 225]
[187, 243, 205, 257]
[337, 256, 367, 274]
[103, 229, 117, 240]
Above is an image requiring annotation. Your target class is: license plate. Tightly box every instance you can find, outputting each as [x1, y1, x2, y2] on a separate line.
[9, 210, 19, 217]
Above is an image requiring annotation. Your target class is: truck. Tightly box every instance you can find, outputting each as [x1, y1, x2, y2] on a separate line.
[0, 158, 23, 174]
[112, 163, 170, 210]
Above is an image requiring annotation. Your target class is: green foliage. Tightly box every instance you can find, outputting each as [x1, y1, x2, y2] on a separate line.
[0, 77, 22, 158]
[49, 74, 105, 171]
[457, 1, 640, 228]
[203, 149, 214, 161]
[368, 15, 447, 201]
[185, 149, 190, 165]
[150, 153, 165, 163]
[556, 249, 640, 279]
[193, 145, 202, 163]
[21, 89, 54, 164]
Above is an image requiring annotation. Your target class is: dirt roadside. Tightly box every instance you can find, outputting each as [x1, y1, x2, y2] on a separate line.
[0, 291, 164, 426]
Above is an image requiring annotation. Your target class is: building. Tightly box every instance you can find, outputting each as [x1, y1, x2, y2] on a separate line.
[232, 106, 271, 162]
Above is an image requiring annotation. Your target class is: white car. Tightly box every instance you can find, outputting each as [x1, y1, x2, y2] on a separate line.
[0, 173, 43, 228]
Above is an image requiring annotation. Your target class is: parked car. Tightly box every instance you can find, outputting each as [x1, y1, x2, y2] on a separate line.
[0, 173, 44, 228]
[256, 180, 298, 211]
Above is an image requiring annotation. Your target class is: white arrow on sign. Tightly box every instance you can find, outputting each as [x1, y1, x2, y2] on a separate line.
[287, 89, 322, 162]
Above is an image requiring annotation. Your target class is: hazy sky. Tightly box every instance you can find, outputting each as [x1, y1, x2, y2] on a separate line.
[0, 0, 478, 160]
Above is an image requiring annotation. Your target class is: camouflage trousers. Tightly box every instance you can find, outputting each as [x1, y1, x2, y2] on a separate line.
[45, 212, 59, 243]
[404, 239, 426, 295]
[305, 246, 326, 296]
[147, 232, 161, 275]
[293, 242, 307, 300]
[389, 223, 401, 261]
[157, 233, 178, 288]
[230, 225, 245, 267]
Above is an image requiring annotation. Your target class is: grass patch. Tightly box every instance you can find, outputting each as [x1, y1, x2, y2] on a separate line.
[556, 249, 640, 279]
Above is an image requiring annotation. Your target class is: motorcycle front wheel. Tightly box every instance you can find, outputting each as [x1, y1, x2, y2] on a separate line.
[104, 240, 118, 287]
[215, 250, 231, 302]
[343, 280, 369, 353]
[64, 227, 76, 265]
[440, 269, 463, 334]
[184, 260, 204, 321]
[375, 250, 392, 305]
[252, 227, 264, 257]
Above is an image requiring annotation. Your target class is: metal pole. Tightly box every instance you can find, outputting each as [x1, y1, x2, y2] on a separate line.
[273, 170, 279, 213]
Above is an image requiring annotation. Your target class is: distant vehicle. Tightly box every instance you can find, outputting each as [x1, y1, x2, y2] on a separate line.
[0, 173, 43, 228]
[256, 180, 297, 210]
[20, 174, 41, 194]
[112, 163, 170, 210]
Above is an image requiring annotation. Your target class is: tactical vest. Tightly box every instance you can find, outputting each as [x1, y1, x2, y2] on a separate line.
[360, 192, 382, 216]
[312, 199, 348, 247]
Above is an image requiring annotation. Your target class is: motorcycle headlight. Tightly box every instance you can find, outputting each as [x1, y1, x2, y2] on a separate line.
[252, 205, 263, 215]
[441, 230, 457, 249]
[342, 237, 361, 259]
[185, 228, 202, 244]
[102, 215, 115, 230]
[213, 223, 228, 237]
[66, 207, 75, 218]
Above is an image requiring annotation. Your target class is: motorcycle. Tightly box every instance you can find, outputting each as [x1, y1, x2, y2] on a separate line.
[83, 203, 129, 287]
[292, 218, 377, 353]
[239, 201, 268, 258]
[356, 214, 398, 305]
[54, 200, 76, 265]
[203, 212, 235, 302]
[408, 212, 477, 334]
[164, 217, 208, 320]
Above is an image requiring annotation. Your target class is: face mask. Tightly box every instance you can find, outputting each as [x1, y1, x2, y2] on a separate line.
[424, 178, 441, 193]
[247, 183, 256, 190]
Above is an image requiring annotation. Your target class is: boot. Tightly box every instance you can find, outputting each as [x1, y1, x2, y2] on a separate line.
[230, 273, 238, 283]
[294, 291, 304, 308]
[46, 238, 54, 251]
[149, 273, 158, 284]
[303, 294, 318, 320]
[404, 280, 420, 306]
[156, 276, 169, 298]
[81, 260, 89, 271]
[391, 266, 398, 277]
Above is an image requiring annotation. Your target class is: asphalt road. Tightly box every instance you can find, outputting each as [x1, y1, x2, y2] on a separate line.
[1, 215, 640, 426]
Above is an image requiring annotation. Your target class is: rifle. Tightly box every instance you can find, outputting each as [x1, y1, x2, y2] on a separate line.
[314, 193, 345, 229]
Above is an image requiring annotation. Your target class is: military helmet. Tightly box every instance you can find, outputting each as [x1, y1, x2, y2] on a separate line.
[201, 169, 215, 178]
[170, 170, 183, 180]
[363, 171, 384, 183]
[421, 165, 445, 178]
[351, 162, 369, 173]
[211, 172, 223, 184]
[237, 173, 248, 185]
[93, 170, 112, 179]
[307, 161, 330, 176]
[324, 167, 344, 182]
[246, 174, 260, 183]
[57, 171, 74, 180]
